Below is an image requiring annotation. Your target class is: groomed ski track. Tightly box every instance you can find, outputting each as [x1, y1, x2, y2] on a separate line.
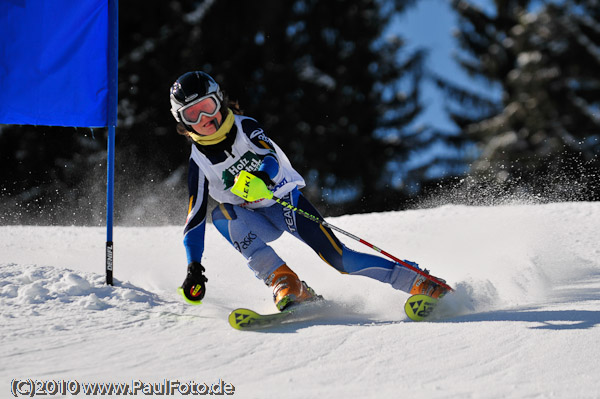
[2, 202, 599, 398]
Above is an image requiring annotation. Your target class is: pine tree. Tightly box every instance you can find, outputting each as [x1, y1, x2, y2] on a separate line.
[442, 0, 600, 198]
[198, 0, 429, 214]
[1, 0, 461, 222]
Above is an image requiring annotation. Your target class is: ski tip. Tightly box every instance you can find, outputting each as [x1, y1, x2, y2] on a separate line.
[228, 308, 261, 330]
[404, 294, 438, 322]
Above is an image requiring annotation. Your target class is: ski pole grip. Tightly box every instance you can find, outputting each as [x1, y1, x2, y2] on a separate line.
[231, 170, 274, 202]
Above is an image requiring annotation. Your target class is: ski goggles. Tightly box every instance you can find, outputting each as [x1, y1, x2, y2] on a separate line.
[178, 94, 221, 125]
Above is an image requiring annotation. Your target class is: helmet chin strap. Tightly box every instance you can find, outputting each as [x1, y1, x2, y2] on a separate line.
[187, 109, 234, 146]
[212, 108, 228, 130]
[190, 109, 223, 134]
[187, 117, 220, 135]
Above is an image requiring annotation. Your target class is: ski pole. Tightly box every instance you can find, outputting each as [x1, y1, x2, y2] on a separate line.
[231, 171, 452, 291]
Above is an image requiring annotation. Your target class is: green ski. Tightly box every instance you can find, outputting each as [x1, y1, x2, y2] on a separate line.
[228, 300, 327, 330]
[404, 294, 439, 321]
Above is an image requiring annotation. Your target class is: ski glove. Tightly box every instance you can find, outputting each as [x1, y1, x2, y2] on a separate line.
[179, 261, 208, 305]
[248, 170, 275, 189]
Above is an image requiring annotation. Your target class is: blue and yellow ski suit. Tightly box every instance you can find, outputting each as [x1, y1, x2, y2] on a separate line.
[183, 111, 419, 292]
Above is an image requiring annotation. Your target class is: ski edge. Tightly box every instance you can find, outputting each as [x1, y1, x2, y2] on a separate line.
[228, 300, 328, 330]
[228, 307, 293, 330]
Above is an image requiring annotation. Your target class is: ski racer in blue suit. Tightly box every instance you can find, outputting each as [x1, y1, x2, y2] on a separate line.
[170, 71, 448, 310]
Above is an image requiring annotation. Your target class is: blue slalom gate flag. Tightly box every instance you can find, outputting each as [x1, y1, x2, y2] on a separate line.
[1, 0, 119, 285]
[0, 0, 109, 127]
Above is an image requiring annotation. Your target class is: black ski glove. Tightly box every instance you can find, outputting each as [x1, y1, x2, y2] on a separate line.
[248, 170, 275, 189]
[180, 261, 208, 304]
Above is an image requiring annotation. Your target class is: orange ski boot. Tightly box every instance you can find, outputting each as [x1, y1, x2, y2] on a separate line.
[267, 264, 319, 311]
[409, 271, 449, 299]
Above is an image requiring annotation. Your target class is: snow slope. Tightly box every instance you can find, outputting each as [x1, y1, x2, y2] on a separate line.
[1, 202, 599, 398]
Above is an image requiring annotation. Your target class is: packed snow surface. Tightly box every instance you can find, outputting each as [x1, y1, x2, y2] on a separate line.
[1, 202, 599, 398]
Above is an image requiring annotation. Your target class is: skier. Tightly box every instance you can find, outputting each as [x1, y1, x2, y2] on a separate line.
[171, 71, 449, 310]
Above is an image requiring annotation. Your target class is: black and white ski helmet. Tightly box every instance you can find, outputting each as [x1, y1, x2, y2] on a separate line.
[169, 71, 224, 124]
